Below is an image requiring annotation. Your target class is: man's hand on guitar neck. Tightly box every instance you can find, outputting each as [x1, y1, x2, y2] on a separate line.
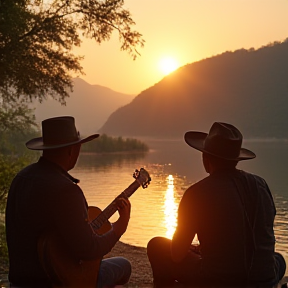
[112, 197, 131, 238]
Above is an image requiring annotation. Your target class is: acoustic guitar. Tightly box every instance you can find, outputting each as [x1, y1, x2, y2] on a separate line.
[38, 168, 151, 288]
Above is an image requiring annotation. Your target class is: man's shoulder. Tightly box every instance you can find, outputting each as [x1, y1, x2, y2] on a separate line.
[16, 161, 39, 177]
[239, 169, 268, 188]
[16, 158, 79, 188]
[185, 175, 211, 194]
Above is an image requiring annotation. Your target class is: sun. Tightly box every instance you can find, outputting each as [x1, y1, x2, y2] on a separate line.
[158, 57, 179, 75]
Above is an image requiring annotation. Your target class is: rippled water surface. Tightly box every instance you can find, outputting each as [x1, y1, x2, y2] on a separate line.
[72, 139, 288, 263]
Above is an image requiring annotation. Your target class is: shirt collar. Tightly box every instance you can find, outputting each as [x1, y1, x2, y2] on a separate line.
[38, 156, 80, 184]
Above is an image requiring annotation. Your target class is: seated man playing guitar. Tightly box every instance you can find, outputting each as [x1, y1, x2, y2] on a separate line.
[5, 116, 137, 288]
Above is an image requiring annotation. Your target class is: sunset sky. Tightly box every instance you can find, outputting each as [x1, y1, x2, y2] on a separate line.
[74, 0, 288, 95]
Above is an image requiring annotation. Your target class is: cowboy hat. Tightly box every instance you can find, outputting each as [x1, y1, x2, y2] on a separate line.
[184, 122, 255, 161]
[26, 116, 99, 150]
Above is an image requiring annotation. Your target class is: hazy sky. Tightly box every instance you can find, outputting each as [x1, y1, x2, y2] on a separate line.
[74, 0, 288, 95]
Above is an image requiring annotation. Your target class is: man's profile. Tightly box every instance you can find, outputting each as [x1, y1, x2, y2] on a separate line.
[5, 116, 132, 288]
[147, 122, 286, 286]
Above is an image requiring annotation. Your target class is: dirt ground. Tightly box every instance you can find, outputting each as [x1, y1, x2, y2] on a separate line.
[1, 241, 287, 288]
[0, 241, 153, 287]
[106, 241, 153, 285]
[105, 242, 288, 288]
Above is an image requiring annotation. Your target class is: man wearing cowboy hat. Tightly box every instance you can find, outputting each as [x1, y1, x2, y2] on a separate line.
[147, 122, 286, 286]
[5, 116, 132, 287]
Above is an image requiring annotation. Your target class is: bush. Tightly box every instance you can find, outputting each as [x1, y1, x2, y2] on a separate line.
[81, 134, 149, 153]
[0, 129, 39, 265]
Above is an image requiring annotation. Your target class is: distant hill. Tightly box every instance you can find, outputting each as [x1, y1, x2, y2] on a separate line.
[99, 39, 288, 139]
[33, 78, 135, 135]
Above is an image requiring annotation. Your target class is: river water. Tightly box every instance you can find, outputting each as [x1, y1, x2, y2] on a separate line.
[72, 138, 288, 264]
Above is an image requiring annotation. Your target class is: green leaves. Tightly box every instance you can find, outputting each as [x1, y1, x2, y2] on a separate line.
[0, 0, 144, 216]
[0, 0, 144, 103]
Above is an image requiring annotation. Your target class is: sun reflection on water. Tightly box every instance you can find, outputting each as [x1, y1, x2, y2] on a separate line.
[164, 174, 178, 239]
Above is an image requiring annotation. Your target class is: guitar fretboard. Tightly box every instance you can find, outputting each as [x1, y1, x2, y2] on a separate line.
[90, 180, 141, 231]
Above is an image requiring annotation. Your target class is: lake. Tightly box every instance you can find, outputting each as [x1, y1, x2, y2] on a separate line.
[73, 138, 288, 264]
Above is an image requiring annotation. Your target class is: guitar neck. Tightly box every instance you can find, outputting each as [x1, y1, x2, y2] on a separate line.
[90, 179, 141, 231]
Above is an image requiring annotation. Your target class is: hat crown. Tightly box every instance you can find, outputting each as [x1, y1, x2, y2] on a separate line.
[26, 116, 99, 150]
[184, 122, 255, 161]
[204, 122, 242, 159]
[42, 116, 79, 146]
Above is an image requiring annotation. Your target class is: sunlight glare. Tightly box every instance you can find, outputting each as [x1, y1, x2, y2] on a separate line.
[158, 57, 179, 75]
[164, 175, 178, 239]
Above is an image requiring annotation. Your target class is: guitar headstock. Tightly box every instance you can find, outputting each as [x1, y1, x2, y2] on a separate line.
[133, 168, 151, 189]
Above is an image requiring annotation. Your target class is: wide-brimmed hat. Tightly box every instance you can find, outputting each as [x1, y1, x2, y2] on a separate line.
[26, 116, 99, 150]
[184, 122, 255, 161]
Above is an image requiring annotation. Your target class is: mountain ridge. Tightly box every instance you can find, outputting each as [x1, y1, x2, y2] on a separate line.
[99, 40, 288, 139]
[33, 78, 135, 135]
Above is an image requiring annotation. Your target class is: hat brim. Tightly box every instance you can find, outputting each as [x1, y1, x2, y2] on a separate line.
[26, 134, 99, 150]
[184, 131, 256, 161]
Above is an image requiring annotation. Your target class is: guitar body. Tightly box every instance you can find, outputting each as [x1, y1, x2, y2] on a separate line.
[38, 206, 110, 288]
[38, 168, 151, 287]
[88, 206, 112, 235]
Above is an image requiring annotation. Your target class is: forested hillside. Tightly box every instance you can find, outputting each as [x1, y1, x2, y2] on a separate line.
[99, 40, 288, 139]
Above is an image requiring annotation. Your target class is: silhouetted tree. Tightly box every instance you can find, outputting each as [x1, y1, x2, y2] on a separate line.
[0, 0, 144, 219]
[81, 134, 149, 153]
[0, 0, 144, 106]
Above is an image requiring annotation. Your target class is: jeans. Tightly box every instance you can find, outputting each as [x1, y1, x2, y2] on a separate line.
[97, 257, 132, 288]
[147, 237, 203, 285]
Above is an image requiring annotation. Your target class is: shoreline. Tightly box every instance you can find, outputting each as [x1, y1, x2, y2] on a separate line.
[80, 150, 148, 156]
[106, 241, 153, 285]
[0, 241, 153, 286]
[1, 241, 287, 287]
